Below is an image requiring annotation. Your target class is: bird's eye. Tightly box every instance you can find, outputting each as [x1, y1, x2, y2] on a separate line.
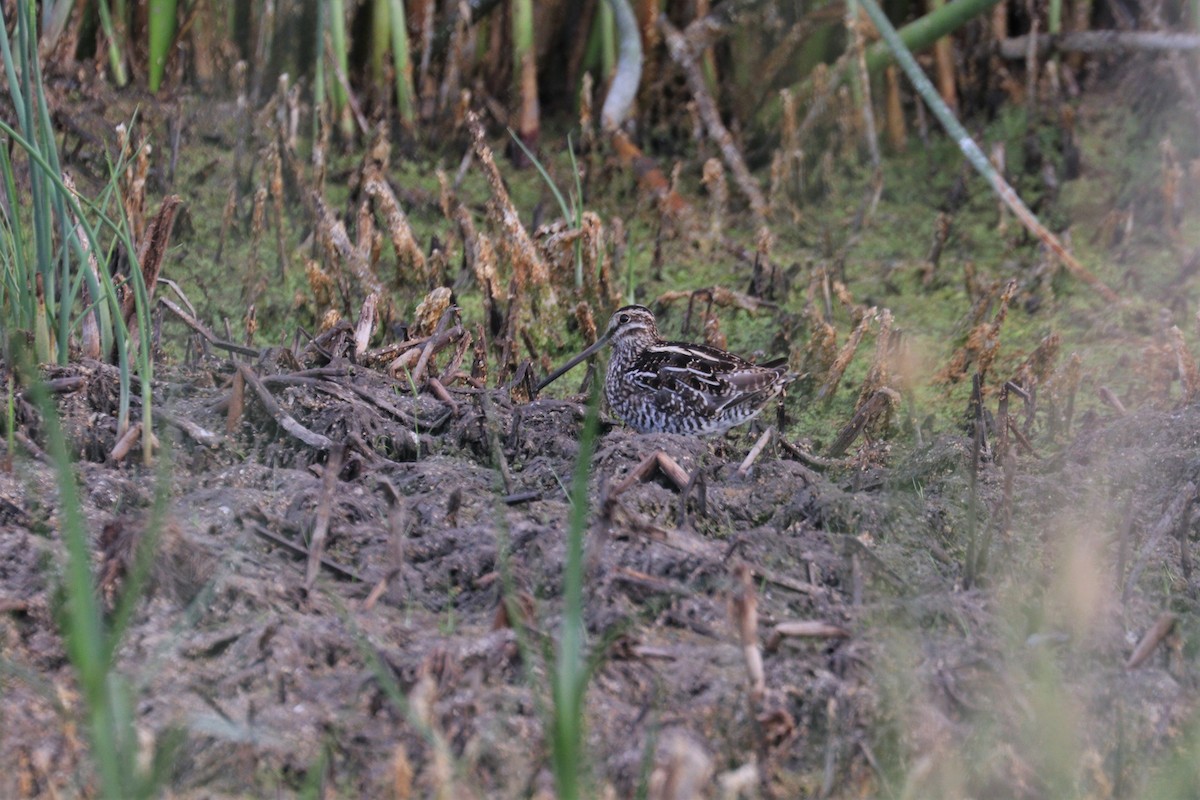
[618, 313, 630, 325]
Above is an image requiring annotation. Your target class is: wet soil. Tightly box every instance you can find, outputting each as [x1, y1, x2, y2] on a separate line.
[2, 351, 1198, 798]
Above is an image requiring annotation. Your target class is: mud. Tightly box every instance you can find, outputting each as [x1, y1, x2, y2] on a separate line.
[2, 353, 1197, 797]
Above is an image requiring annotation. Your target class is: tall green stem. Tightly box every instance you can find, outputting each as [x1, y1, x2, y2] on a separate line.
[389, 0, 416, 127]
[760, 0, 1001, 128]
[147, 0, 177, 92]
[326, 0, 354, 136]
[96, 0, 129, 87]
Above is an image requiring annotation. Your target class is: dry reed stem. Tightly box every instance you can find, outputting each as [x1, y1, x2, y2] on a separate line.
[803, 320, 839, 384]
[466, 111, 548, 290]
[61, 172, 103, 360]
[244, 184, 268, 306]
[365, 174, 428, 283]
[701, 158, 727, 252]
[264, 140, 288, 277]
[647, 731, 714, 800]
[660, 16, 768, 225]
[610, 130, 692, 221]
[415, 288, 454, 337]
[306, 259, 335, 309]
[937, 280, 1017, 384]
[318, 308, 342, 333]
[111, 422, 143, 462]
[1127, 612, 1178, 669]
[885, 65, 907, 151]
[117, 123, 150, 243]
[1013, 331, 1062, 389]
[216, 183, 237, 263]
[579, 71, 595, 151]
[441, 169, 501, 326]
[314, 196, 384, 297]
[1098, 385, 1128, 415]
[354, 293, 379, 358]
[1161, 138, 1183, 239]
[574, 301, 597, 345]
[991, 142, 1008, 233]
[854, 308, 894, 412]
[730, 562, 765, 704]
[764, 620, 851, 652]
[305, 443, 344, 593]
[392, 745, 414, 800]
[828, 387, 899, 457]
[580, 211, 615, 302]
[703, 311, 726, 350]
[237, 363, 332, 449]
[737, 428, 773, 478]
[1167, 325, 1200, 403]
[847, 6, 882, 169]
[125, 194, 182, 333]
[819, 307, 878, 402]
[769, 87, 801, 216]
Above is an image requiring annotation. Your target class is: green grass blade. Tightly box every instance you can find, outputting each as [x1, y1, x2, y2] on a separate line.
[551, 380, 601, 800]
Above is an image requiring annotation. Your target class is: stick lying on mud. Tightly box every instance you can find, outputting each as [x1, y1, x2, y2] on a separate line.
[237, 363, 333, 450]
[160, 297, 261, 357]
[306, 444, 345, 593]
[243, 519, 364, 582]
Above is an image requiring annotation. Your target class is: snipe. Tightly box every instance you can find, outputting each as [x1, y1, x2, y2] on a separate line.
[537, 305, 795, 435]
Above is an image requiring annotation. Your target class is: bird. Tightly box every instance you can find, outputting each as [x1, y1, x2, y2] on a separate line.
[536, 304, 795, 435]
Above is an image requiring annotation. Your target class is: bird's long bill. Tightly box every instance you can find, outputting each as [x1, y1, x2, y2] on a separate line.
[535, 334, 610, 394]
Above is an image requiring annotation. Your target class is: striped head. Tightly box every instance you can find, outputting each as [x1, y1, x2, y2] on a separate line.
[604, 305, 661, 359]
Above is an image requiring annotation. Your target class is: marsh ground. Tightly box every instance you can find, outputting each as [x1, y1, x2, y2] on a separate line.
[2, 63, 1200, 798]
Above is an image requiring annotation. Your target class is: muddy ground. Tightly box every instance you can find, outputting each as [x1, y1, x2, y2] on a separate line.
[2, 342, 1198, 797]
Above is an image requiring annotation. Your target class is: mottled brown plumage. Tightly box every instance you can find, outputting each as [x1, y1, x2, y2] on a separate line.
[538, 305, 795, 435]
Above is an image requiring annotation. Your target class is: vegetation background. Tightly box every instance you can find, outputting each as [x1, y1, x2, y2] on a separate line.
[1, 0, 1200, 797]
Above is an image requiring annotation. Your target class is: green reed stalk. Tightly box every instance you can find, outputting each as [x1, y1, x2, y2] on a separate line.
[147, 0, 177, 92]
[95, 0, 129, 87]
[326, 0, 354, 136]
[598, 0, 616, 80]
[388, 0, 416, 127]
[369, 0, 390, 84]
[314, 0, 327, 141]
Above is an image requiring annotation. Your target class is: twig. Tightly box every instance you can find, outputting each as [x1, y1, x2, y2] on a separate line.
[1123, 482, 1197, 602]
[111, 422, 143, 462]
[160, 297, 261, 357]
[730, 562, 765, 704]
[736, 428, 773, 478]
[764, 620, 851, 652]
[998, 31, 1200, 58]
[476, 389, 514, 494]
[244, 520, 364, 582]
[827, 389, 898, 457]
[1126, 612, 1177, 669]
[306, 444, 344, 593]
[157, 410, 221, 448]
[660, 16, 768, 224]
[237, 364, 333, 450]
[1098, 386, 1128, 415]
